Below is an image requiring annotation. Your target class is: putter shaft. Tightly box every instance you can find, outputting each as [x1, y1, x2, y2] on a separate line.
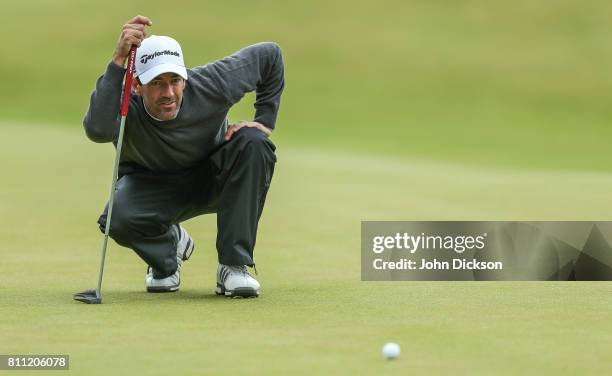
[96, 114, 128, 299]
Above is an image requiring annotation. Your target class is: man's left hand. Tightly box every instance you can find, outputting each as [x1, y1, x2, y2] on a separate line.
[225, 121, 272, 141]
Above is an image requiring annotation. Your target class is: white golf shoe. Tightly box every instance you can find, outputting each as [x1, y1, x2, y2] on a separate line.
[146, 266, 180, 293]
[215, 264, 260, 298]
[145, 225, 195, 293]
[175, 225, 195, 265]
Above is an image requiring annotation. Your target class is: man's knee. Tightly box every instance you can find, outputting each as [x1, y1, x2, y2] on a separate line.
[232, 128, 276, 159]
[97, 205, 136, 245]
[234, 127, 268, 142]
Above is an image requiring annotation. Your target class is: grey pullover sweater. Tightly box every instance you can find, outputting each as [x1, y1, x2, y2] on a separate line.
[83, 42, 284, 173]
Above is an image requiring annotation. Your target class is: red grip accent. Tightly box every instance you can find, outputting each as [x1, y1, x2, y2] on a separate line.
[120, 47, 137, 117]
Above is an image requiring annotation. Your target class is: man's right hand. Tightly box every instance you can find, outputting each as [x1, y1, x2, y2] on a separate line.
[112, 15, 153, 67]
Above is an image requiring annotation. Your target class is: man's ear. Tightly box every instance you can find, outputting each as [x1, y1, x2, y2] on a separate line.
[132, 79, 141, 96]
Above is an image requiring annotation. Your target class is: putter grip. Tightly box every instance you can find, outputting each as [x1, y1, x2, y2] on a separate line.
[120, 47, 137, 117]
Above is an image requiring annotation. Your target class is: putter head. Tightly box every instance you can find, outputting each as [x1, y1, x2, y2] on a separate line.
[73, 289, 102, 304]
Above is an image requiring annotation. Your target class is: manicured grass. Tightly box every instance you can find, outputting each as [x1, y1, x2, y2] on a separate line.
[1, 124, 610, 375]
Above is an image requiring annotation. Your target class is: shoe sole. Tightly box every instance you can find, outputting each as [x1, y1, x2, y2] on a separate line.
[147, 285, 179, 293]
[215, 284, 259, 298]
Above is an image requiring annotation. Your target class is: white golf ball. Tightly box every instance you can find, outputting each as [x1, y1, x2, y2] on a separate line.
[382, 342, 400, 360]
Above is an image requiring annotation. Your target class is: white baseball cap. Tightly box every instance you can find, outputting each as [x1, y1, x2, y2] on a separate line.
[135, 35, 188, 85]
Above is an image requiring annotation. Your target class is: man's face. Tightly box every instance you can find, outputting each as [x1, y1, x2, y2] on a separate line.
[134, 73, 186, 121]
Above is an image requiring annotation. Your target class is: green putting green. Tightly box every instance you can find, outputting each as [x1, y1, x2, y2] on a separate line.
[0, 124, 610, 375]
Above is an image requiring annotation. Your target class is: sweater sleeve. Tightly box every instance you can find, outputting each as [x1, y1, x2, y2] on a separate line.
[192, 42, 285, 129]
[82, 62, 126, 143]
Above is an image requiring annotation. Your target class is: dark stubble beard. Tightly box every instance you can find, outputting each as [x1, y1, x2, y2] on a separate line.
[143, 97, 182, 121]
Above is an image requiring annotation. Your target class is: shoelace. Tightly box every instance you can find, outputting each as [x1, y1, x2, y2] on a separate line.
[229, 265, 249, 277]
[219, 265, 259, 283]
[220, 265, 250, 282]
[239, 265, 259, 276]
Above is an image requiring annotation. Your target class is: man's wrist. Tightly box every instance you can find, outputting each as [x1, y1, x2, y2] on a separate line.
[111, 54, 125, 68]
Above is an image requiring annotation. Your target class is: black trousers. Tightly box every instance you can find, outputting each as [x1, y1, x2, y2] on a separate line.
[97, 128, 276, 279]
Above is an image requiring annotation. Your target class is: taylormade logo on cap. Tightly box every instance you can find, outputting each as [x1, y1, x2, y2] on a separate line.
[140, 50, 180, 65]
[135, 35, 188, 85]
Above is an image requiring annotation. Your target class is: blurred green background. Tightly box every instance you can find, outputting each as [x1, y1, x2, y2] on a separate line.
[1, 1, 611, 375]
[2, 0, 612, 170]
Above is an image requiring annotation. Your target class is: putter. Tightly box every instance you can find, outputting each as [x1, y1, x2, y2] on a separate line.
[74, 47, 137, 304]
